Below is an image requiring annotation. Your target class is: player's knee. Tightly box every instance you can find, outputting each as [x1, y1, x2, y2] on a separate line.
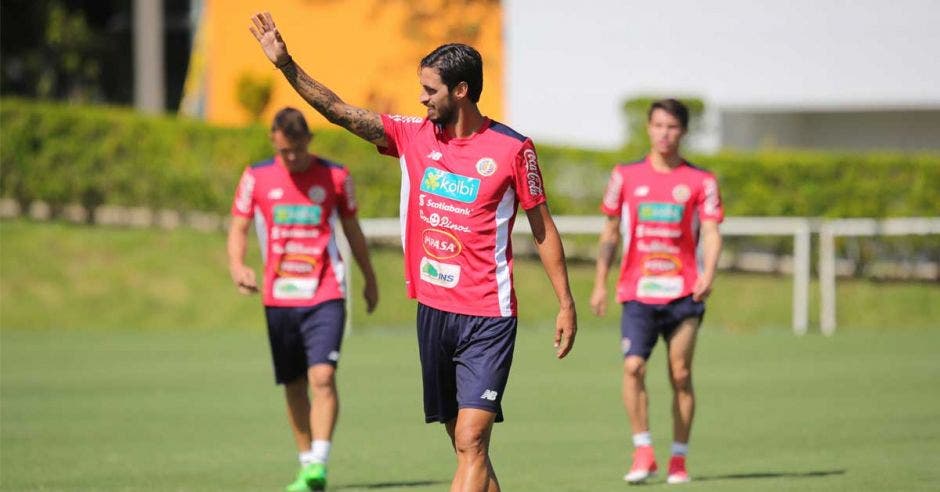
[670, 366, 692, 392]
[624, 357, 647, 378]
[308, 366, 336, 395]
[454, 426, 488, 457]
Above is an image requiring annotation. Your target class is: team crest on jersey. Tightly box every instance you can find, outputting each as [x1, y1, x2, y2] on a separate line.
[672, 184, 691, 203]
[475, 157, 497, 177]
[308, 185, 327, 204]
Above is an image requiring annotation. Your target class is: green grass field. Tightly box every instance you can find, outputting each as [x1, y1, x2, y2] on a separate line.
[2, 220, 939, 491]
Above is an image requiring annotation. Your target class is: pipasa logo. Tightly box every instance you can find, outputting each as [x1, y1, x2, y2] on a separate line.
[273, 204, 322, 225]
[277, 254, 318, 277]
[422, 228, 463, 260]
[420, 167, 480, 203]
[641, 253, 682, 276]
[419, 257, 460, 288]
[638, 202, 684, 223]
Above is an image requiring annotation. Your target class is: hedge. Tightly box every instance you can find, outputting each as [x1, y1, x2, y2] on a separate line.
[2, 98, 938, 218]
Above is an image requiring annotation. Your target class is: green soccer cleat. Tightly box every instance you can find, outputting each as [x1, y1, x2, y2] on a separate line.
[284, 463, 327, 491]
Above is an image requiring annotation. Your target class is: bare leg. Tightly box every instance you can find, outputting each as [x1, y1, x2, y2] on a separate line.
[283, 376, 313, 452]
[666, 318, 699, 444]
[308, 363, 338, 441]
[449, 408, 500, 492]
[622, 355, 649, 434]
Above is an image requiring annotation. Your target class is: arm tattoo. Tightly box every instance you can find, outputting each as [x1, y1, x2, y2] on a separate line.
[280, 62, 385, 143]
[598, 240, 617, 269]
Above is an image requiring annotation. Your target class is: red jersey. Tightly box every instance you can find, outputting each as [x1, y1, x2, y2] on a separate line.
[601, 157, 723, 304]
[378, 114, 546, 317]
[231, 155, 357, 307]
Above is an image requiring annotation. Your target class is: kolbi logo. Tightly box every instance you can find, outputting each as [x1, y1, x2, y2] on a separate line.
[273, 204, 322, 225]
[419, 257, 461, 288]
[420, 167, 480, 203]
[638, 202, 684, 223]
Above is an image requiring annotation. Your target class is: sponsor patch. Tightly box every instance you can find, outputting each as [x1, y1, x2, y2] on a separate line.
[635, 224, 682, 239]
[419, 210, 471, 233]
[636, 276, 684, 298]
[636, 240, 681, 254]
[603, 171, 623, 210]
[419, 257, 461, 288]
[389, 114, 424, 124]
[272, 277, 319, 299]
[523, 149, 543, 196]
[422, 228, 463, 260]
[271, 227, 320, 240]
[419, 194, 472, 216]
[343, 177, 357, 210]
[273, 205, 322, 225]
[476, 157, 497, 177]
[641, 253, 682, 276]
[235, 173, 255, 213]
[420, 167, 480, 203]
[277, 254, 318, 277]
[638, 202, 684, 223]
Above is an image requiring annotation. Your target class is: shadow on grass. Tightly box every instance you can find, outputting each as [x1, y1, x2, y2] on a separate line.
[333, 480, 448, 490]
[695, 469, 846, 482]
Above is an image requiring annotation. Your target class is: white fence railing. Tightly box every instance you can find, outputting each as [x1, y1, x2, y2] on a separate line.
[344, 216, 939, 336]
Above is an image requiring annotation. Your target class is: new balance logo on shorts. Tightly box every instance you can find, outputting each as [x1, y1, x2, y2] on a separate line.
[480, 389, 498, 401]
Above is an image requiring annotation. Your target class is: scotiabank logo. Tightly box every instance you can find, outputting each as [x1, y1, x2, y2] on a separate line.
[422, 228, 462, 260]
[420, 167, 480, 203]
[419, 257, 460, 288]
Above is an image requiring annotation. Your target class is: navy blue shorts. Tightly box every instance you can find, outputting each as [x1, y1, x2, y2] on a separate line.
[417, 303, 517, 424]
[264, 299, 346, 384]
[620, 295, 704, 360]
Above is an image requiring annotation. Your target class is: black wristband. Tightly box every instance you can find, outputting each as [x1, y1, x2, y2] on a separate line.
[274, 56, 293, 70]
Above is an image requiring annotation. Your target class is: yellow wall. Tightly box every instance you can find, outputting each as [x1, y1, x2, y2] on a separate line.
[203, 0, 503, 127]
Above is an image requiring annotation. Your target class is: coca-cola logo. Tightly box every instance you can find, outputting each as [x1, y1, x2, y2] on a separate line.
[523, 149, 543, 197]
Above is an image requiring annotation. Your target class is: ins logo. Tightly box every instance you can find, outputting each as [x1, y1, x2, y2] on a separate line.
[419, 257, 461, 288]
[422, 228, 463, 260]
[420, 167, 480, 203]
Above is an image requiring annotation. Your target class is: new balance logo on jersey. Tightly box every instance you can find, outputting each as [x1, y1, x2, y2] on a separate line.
[481, 390, 498, 401]
[427, 151, 443, 161]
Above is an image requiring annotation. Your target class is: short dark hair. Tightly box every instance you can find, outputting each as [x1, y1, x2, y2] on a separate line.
[271, 107, 311, 139]
[420, 43, 484, 103]
[648, 99, 690, 129]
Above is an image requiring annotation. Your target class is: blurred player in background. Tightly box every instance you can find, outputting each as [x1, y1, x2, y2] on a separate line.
[590, 99, 722, 485]
[249, 12, 577, 492]
[228, 107, 378, 491]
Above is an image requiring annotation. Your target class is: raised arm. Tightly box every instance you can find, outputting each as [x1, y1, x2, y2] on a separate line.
[249, 12, 386, 146]
[525, 203, 577, 359]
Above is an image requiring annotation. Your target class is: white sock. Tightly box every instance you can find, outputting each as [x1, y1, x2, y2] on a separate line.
[310, 440, 331, 464]
[632, 432, 652, 448]
[671, 441, 689, 457]
[299, 450, 317, 466]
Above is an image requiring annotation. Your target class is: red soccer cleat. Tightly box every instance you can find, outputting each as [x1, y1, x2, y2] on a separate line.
[666, 455, 690, 484]
[624, 445, 658, 483]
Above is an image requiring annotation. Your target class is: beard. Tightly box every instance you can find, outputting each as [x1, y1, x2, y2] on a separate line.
[428, 102, 457, 125]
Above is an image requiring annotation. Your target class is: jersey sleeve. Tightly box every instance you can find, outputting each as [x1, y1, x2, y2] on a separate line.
[513, 139, 547, 210]
[231, 168, 256, 218]
[377, 114, 426, 157]
[697, 174, 724, 223]
[600, 166, 624, 216]
[333, 167, 358, 218]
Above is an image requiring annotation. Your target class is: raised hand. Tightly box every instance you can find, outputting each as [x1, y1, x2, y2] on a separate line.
[249, 12, 290, 67]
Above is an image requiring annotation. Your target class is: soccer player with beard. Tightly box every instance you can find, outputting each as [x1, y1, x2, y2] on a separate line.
[590, 99, 723, 485]
[249, 11, 577, 492]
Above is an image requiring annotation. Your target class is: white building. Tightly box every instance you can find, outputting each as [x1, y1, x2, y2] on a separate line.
[504, 0, 940, 152]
